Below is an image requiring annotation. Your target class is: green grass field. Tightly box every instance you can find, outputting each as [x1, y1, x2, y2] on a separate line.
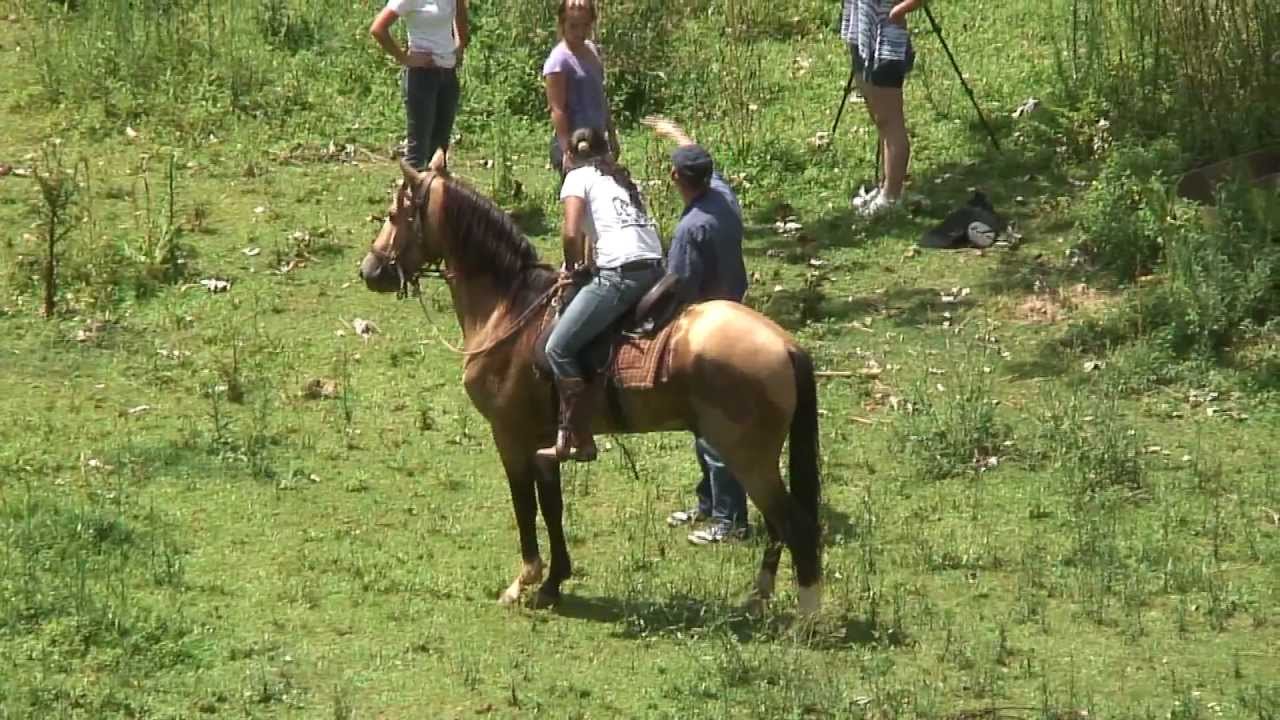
[1, 1, 1277, 718]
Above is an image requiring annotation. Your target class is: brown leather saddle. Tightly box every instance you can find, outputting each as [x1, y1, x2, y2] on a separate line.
[532, 271, 686, 381]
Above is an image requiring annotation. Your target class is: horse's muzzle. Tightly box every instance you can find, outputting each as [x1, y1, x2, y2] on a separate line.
[359, 253, 400, 293]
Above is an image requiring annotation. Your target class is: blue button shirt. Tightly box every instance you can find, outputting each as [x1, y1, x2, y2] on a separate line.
[667, 172, 747, 302]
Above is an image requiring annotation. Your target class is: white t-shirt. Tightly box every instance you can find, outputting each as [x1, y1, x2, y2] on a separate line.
[386, 0, 458, 68]
[560, 165, 663, 270]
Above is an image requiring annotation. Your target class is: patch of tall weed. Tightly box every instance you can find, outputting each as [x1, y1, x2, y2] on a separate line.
[1074, 141, 1183, 281]
[24, 0, 387, 138]
[1072, 173, 1280, 361]
[0, 478, 201, 689]
[891, 359, 1009, 482]
[1148, 185, 1280, 358]
[1056, 0, 1280, 156]
[1027, 388, 1144, 500]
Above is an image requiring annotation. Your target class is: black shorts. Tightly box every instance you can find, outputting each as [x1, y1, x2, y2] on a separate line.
[852, 48, 915, 89]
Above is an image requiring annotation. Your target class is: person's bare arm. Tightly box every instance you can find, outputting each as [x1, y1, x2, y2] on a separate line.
[888, 0, 923, 23]
[454, 0, 469, 69]
[641, 115, 695, 147]
[546, 73, 572, 155]
[370, 7, 434, 67]
[561, 196, 588, 269]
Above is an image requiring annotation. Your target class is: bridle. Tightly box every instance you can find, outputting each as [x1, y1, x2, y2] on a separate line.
[370, 174, 445, 298]
[372, 172, 572, 361]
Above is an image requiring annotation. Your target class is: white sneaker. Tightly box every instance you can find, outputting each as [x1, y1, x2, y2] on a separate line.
[852, 185, 880, 210]
[857, 192, 902, 218]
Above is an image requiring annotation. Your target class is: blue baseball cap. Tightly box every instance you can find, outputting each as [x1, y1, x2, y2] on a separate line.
[671, 144, 714, 184]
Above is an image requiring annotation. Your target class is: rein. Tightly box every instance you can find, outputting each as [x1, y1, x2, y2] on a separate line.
[397, 174, 570, 360]
[416, 275, 569, 360]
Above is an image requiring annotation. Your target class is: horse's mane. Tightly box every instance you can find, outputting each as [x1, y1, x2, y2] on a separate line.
[439, 178, 556, 303]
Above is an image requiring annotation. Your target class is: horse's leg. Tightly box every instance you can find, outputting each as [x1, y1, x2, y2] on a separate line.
[693, 343, 823, 616]
[496, 438, 545, 606]
[746, 517, 784, 617]
[733, 463, 821, 615]
[532, 458, 572, 606]
[703, 427, 822, 616]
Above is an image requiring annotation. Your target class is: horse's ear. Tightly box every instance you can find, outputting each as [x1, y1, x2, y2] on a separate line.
[400, 159, 426, 188]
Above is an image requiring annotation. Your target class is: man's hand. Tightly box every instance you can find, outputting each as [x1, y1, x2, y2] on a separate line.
[888, 0, 922, 23]
[641, 115, 694, 146]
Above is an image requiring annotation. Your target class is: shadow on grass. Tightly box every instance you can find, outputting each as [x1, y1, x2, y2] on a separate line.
[821, 284, 976, 330]
[1002, 339, 1078, 381]
[553, 588, 907, 650]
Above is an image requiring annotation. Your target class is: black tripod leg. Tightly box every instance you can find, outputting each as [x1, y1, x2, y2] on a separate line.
[831, 64, 857, 136]
[922, 4, 1001, 152]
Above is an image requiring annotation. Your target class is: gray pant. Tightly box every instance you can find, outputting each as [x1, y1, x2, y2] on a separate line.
[404, 67, 460, 170]
[545, 264, 663, 380]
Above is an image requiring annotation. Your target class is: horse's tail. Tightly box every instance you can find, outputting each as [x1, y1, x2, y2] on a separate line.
[786, 347, 821, 526]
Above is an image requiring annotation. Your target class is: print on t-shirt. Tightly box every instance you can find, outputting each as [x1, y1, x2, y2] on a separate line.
[611, 196, 652, 229]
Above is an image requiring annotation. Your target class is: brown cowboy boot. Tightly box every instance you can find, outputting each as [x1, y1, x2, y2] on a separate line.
[537, 377, 598, 462]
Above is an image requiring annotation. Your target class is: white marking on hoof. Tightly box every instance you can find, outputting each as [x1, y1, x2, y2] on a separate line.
[499, 581, 522, 606]
[497, 558, 545, 606]
[797, 582, 822, 616]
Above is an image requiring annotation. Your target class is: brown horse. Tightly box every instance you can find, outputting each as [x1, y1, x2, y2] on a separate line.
[359, 160, 823, 614]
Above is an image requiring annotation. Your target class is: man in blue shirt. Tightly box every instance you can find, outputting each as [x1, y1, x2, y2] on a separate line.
[643, 116, 750, 545]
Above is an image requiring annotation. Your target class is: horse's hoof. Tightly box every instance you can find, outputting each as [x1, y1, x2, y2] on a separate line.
[530, 587, 561, 609]
[742, 594, 768, 619]
[796, 583, 822, 617]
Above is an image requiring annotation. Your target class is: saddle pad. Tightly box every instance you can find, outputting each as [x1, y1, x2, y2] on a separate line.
[608, 321, 680, 390]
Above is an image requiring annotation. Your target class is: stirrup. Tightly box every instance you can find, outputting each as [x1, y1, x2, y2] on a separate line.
[536, 428, 571, 461]
[535, 428, 596, 462]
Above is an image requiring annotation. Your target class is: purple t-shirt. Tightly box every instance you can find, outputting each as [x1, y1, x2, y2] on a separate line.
[542, 41, 609, 135]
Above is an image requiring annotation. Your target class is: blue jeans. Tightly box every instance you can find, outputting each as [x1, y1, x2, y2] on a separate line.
[404, 67, 460, 170]
[695, 437, 747, 526]
[545, 264, 662, 380]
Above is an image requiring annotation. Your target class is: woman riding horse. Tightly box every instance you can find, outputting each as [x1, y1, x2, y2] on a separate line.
[358, 153, 823, 615]
[540, 127, 665, 463]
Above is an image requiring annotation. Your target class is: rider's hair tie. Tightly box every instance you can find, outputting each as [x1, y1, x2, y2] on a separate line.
[576, 139, 590, 154]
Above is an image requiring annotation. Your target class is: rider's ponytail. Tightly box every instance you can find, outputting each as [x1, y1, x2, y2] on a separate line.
[566, 127, 648, 216]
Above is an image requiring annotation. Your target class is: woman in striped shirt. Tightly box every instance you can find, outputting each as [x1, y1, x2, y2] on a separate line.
[841, 0, 922, 217]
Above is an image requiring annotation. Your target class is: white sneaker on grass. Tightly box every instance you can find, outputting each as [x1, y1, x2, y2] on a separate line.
[852, 185, 881, 210]
[857, 192, 903, 219]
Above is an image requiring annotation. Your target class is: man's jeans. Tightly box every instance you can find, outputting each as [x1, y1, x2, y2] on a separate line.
[545, 264, 663, 380]
[404, 67, 460, 170]
[694, 437, 748, 527]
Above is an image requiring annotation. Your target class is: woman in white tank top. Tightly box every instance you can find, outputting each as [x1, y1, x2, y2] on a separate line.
[370, 1, 470, 170]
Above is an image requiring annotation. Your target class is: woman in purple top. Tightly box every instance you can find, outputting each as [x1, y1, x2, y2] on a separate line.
[543, 0, 618, 175]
